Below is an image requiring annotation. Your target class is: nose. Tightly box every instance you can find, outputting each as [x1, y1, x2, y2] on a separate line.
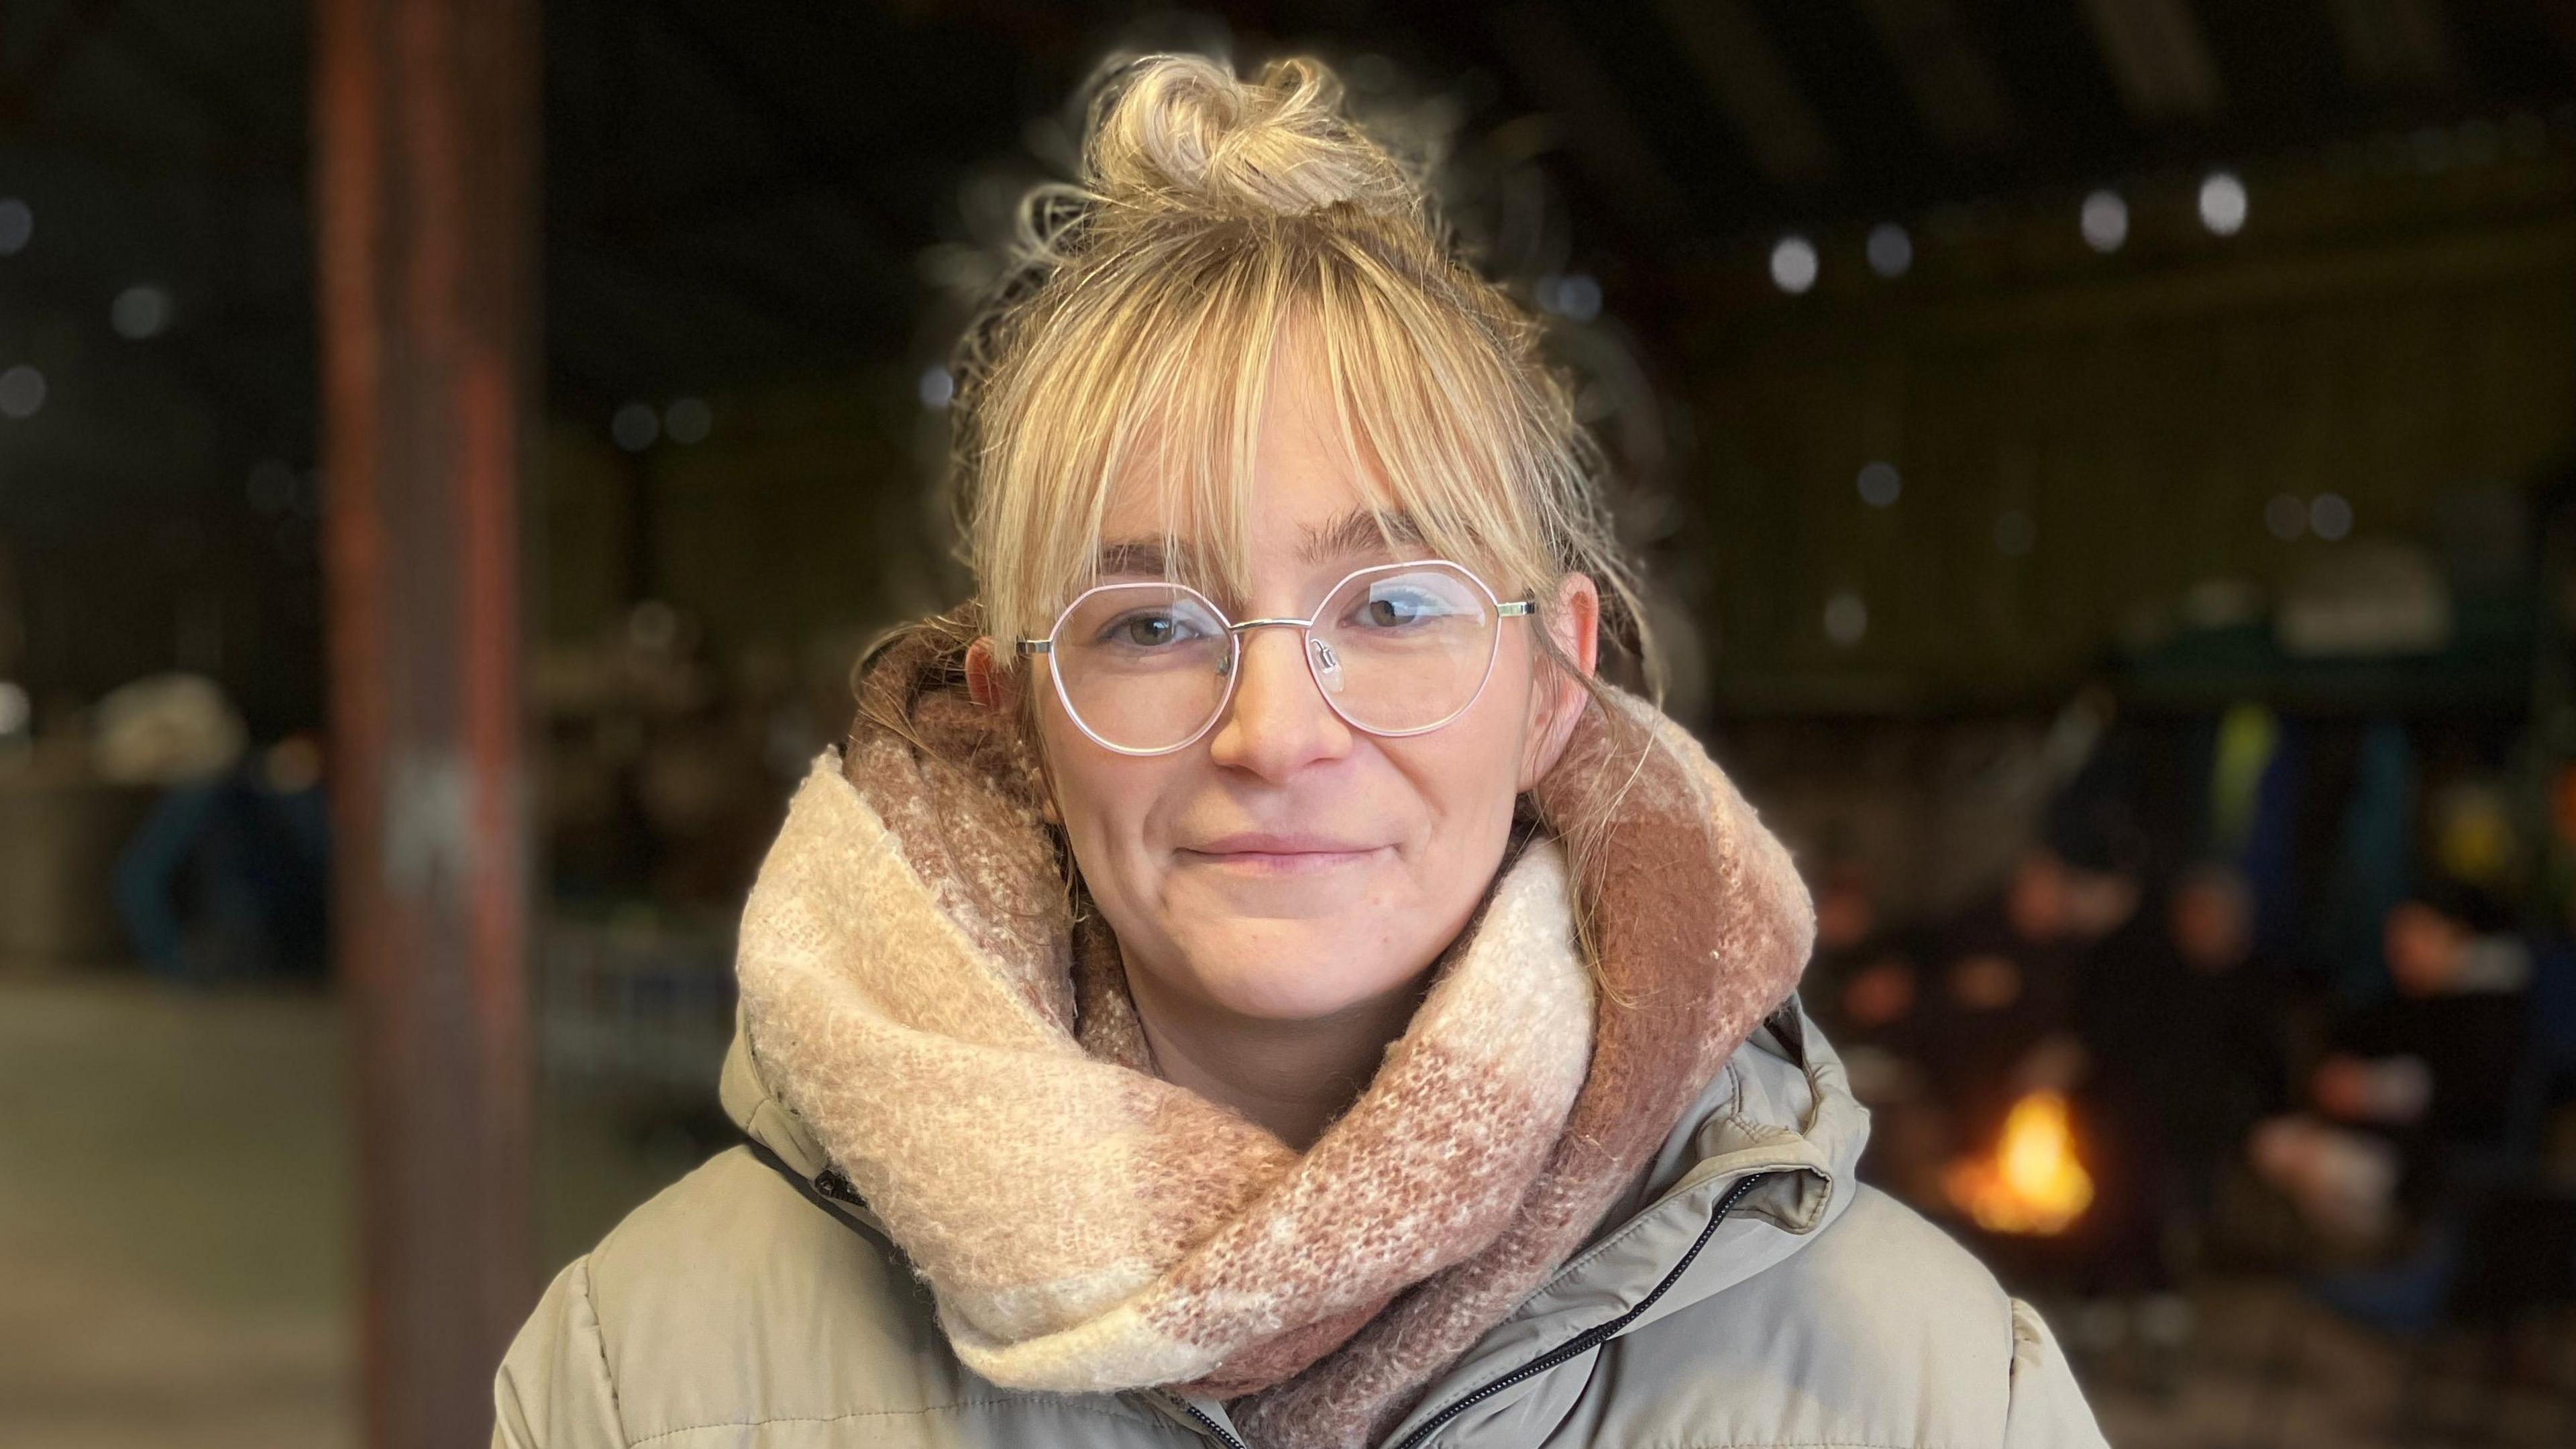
[1206, 626, 1352, 781]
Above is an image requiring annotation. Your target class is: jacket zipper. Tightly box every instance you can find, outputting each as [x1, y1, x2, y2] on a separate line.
[1383, 1170, 1774, 1449]
[1181, 1399, 1249, 1449]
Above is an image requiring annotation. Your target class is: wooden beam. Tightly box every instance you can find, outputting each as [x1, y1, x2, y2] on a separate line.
[1856, 0, 2019, 154]
[2077, 0, 2224, 124]
[2321, 0, 2461, 93]
[313, 1, 539, 1444]
[1491, 3, 1702, 243]
[1650, 0, 1839, 184]
[0, 0, 122, 129]
[1937, 217, 2576, 338]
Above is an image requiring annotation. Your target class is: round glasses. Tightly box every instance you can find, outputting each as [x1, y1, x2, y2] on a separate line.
[1016, 559, 1534, 756]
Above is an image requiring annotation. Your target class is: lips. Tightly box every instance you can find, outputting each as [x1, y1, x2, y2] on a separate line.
[1178, 830, 1391, 873]
[1191, 830, 1375, 855]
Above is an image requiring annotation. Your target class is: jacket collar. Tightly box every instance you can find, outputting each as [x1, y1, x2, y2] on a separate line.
[1368, 996, 1865, 1447]
[720, 1012, 890, 1236]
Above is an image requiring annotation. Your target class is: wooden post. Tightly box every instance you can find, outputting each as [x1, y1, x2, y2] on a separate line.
[314, 1, 539, 1443]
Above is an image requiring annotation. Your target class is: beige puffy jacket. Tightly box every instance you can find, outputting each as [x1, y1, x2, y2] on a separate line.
[494, 1000, 2108, 1448]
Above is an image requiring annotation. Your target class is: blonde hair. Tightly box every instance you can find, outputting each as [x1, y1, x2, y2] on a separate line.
[943, 52, 1652, 691]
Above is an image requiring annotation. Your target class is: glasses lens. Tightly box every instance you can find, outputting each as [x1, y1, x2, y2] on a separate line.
[1311, 564, 1499, 734]
[1051, 584, 1233, 752]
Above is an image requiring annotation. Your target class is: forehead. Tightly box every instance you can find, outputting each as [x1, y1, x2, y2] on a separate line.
[1097, 342, 1391, 539]
[1093, 343, 1421, 584]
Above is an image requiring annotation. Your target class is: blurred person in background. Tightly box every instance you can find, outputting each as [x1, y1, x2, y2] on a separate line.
[494, 52, 2103, 1449]
[2313, 883, 2530, 1207]
[2076, 863, 2290, 1281]
[103, 674, 328, 983]
[1917, 846, 2095, 1156]
[1809, 855, 1914, 1058]
[2250, 880, 2533, 1326]
[1806, 856, 1945, 1202]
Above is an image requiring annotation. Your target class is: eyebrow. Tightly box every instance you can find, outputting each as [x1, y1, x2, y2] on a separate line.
[1297, 507, 1427, 566]
[1089, 508, 1428, 581]
[1093, 538, 1185, 579]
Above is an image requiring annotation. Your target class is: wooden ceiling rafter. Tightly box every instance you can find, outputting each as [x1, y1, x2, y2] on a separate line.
[1489, 3, 1703, 248]
[2323, 0, 2465, 93]
[1649, 0, 1839, 184]
[1856, 0, 2021, 154]
[2078, 0, 2227, 124]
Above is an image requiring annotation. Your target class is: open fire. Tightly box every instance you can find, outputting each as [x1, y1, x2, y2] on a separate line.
[1941, 1091, 2095, 1236]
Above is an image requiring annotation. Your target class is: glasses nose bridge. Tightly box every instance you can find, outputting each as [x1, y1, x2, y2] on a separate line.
[1217, 613, 1341, 724]
[1224, 613, 1316, 637]
[1224, 614, 1322, 690]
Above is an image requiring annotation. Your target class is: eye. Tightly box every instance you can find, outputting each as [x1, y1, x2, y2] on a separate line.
[1348, 586, 1454, 629]
[1097, 608, 1211, 649]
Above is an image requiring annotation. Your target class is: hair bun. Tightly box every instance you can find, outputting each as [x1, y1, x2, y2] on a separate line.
[1082, 54, 1420, 221]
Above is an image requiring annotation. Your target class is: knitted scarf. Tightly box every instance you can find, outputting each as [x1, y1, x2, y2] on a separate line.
[735, 627, 1813, 1449]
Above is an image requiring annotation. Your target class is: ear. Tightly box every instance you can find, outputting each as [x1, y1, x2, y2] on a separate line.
[1517, 572, 1601, 791]
[965, 636, 1019, 714]
[967, 636, 1060, 825]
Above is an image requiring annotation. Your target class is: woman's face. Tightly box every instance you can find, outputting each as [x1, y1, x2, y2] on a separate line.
[986, 357, 1597, 1024]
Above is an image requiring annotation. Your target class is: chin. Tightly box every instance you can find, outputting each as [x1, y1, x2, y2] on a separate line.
[1178, 924, 1419, 1022]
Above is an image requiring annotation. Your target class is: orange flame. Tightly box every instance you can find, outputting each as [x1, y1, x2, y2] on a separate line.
[1942, 1091, 2094, 1236]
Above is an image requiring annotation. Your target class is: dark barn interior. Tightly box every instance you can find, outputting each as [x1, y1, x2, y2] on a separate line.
[7, 3, 2576, 1445]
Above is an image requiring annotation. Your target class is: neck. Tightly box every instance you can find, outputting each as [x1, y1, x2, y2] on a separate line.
[1125, 967, 1433, 1151]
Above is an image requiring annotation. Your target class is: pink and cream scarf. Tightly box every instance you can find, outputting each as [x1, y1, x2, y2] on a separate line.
[735, 628, 1813, 1449]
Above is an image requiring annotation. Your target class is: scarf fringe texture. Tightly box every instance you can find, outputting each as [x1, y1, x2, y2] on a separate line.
[734, 628, 1813, 1449]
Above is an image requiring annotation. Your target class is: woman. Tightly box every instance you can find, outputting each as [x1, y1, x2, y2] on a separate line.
[496, 54, 2106, 1449]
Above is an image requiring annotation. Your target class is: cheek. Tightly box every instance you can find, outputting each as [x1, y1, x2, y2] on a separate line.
[1389, 672, 1534, 846]
[1037, 718, 1167, 869]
